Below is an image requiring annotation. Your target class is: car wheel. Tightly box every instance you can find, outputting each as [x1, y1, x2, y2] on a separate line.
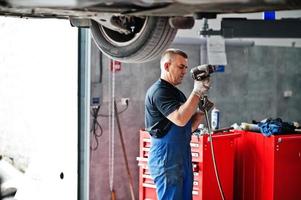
[90, 16, 177, 63]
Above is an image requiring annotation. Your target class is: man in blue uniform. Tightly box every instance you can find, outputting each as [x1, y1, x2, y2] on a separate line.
[145, 49, 210, 200]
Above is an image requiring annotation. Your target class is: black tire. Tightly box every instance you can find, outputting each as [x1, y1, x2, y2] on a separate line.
[90, 16, 177, 63]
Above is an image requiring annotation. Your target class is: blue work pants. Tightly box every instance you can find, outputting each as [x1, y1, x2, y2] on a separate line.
[148, 122, 193, 200]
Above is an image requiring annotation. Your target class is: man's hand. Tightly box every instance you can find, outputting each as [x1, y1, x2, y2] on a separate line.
[199, 96, 214, 112]
[192, 77, 211, 97]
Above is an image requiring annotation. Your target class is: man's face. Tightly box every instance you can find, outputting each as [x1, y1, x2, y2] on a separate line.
[167, 54, 188, 85]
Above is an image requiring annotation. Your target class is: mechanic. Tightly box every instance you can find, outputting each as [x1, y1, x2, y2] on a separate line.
[145, 48, 210, 200]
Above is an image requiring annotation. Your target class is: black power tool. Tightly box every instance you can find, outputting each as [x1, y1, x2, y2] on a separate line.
[190, 64, 217, 81]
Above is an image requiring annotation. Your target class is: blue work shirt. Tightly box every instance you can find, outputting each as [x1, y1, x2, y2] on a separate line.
[145, 79, 186, 129]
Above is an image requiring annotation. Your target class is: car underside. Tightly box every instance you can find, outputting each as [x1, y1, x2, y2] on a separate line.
[0, 0, 301, 62]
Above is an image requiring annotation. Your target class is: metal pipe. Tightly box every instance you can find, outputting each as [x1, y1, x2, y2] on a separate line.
[173, 37, 255, 47]
[78, 28, 91, 200]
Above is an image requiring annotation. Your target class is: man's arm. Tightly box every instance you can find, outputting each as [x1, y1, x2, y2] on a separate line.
[167, 93, 200, 127]
[167, 78, 210, 127]
[191, 111, 205, 132]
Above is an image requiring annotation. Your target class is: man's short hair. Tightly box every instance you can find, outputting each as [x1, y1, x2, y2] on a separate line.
[160, 48, 188, 67]
[161, 48, 188, 60]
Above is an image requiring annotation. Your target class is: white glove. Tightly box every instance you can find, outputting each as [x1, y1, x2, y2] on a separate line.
[192, 77, 211, 97]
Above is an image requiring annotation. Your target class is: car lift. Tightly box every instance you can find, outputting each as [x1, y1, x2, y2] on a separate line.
[200, 17, 301, 38]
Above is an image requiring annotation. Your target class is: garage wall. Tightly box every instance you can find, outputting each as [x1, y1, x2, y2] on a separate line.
[89, 44, 200, 200]
[89, 42, 301, 200]
[211, 46, 301, 126]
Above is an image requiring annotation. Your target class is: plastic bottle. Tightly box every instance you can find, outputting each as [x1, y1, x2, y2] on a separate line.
[240, 122, 260, 132]
[211, 107, 220, 130]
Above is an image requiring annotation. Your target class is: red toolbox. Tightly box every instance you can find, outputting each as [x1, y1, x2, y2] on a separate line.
[234, 130, 301, 200]
[137, 130, 240, 200]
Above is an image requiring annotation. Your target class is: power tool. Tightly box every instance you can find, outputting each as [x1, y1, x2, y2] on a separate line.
[190, 64, 218, 81]
[190, 64, 216, 112]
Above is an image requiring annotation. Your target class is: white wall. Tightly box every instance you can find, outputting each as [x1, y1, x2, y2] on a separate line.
[0, 17, 78, 200]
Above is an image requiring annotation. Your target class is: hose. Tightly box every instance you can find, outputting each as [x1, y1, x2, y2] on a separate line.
[109, 65, 115, 198]
[204, 109, 225, 200]
[114, 99, 136, 200]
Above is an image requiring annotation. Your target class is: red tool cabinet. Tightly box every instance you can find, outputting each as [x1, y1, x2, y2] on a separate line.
[234, 130, 301, 200]
[137, 130, 240, 200]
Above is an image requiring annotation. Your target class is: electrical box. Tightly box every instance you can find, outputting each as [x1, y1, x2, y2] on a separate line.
[91, 82, 102, 107]
[137, 130, 240, 200]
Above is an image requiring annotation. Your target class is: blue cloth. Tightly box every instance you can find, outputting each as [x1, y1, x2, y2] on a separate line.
[148, 121, 193, 200]
[257, 118, 295, 136]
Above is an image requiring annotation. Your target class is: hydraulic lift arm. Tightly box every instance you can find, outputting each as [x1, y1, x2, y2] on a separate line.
[200, 18, 301, 38]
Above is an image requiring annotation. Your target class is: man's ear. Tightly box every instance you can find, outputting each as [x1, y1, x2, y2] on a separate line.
[164, 62, 170, 71]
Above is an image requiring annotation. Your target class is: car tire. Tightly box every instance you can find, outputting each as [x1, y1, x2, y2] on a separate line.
[90, 16, 177, 63]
